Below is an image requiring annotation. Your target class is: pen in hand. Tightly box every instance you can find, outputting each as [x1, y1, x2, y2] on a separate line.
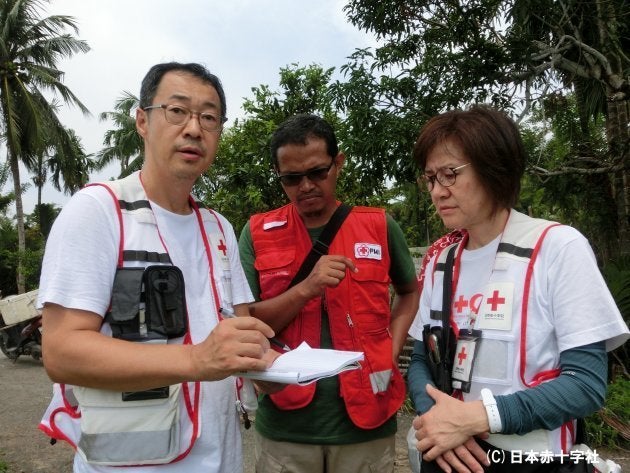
[219, 307, 290, 352]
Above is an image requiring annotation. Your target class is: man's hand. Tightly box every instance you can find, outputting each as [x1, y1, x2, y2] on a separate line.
[253, 350, 286, 394]
[190, 316, 275, 381]
[300, 255, 357, 299]
[413, 385, 490, 461]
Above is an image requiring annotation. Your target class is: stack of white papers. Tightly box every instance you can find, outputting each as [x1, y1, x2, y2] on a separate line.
[238, 342, 364, 385]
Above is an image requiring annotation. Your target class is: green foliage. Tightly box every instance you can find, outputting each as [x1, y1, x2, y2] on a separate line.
[585, 377, 630, 449]
[197, 117, 285, 233]
[519, 96, 620, 260]
[27, 203, 61, 239]
[0, 163, 14, 214]
[0, 215, 18, 295]
[195, 62, 439, 244]
[0, 0, 90, 292]
[589, 256, 630, 450]
[400, 395, 415, 415]
[0, 214, 44, 295]
[601, 256, 630, 381]
[602, 257, 630, 323]
[196, 64, 372, 234]
[39, 127, 94, 196]
[96, 92, 143, 177]
[337, 0, 629, 258]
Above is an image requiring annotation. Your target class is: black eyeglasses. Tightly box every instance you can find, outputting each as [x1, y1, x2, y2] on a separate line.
[419, 163, 470, 191]
[143, 104, 226, 132]
[276, 160, 335, 186]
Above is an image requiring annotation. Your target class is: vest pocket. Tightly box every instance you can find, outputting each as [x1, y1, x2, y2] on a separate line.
[347, 262, 390, 315]
[74, 382, 181, 465]
[254, 249, 296, 299]
[471, 333, 515, 386]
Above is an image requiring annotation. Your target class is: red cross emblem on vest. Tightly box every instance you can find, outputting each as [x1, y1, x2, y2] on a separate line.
[217, 239, 227, 256]
[486, 290, 506, 311]
[457, 346, 468, 365]
[454, 295, 468, 313]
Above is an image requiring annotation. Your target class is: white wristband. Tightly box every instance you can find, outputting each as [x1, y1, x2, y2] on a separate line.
[481, 388, 502, 433]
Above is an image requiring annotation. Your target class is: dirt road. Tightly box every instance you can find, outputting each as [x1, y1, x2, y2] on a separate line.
[0, 356, 72, 472]
[0, 355, 413, 472]
[3, 355, 626, 473]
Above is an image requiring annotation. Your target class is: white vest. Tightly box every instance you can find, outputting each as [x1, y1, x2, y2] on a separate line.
[39, 172, 229, 466]
[429, 210, 575, 453]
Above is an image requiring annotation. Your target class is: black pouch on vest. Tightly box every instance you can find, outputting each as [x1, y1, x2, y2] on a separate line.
[108, 266, 187, 401]
[108, 266, 188, 340]
[109, 267, 146, 341]
[423, 244, 458, 394]
[143, 265, 188, 339]
[422, 324, 455, 395]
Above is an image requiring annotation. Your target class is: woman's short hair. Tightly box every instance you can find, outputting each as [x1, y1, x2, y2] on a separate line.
[413, 105, 526, 212]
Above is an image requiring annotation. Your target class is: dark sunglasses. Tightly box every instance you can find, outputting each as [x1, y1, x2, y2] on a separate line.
[276, 160, 335, 187]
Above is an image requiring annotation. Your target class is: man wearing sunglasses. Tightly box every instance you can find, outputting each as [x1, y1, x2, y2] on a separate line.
[238, 114, 420, 473]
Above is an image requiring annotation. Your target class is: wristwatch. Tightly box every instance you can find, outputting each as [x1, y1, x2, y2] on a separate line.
[480, 388, 502, 433]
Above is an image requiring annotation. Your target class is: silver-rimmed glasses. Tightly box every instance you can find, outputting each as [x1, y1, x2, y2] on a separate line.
[143, 104, 226, 132]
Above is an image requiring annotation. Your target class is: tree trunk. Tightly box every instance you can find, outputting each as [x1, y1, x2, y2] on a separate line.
[8, 151, 26, 294]
[597, 0, 630, 257]
[606, 99, 630, 258]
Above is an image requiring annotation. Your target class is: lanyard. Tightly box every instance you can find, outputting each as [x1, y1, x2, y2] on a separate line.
[139, 173, 223, 322]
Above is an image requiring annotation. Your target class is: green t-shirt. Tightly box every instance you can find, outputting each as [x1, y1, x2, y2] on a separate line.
[238, 212, 416, 444]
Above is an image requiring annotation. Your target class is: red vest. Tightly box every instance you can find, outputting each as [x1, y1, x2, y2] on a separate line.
[250, 203, 406, 429]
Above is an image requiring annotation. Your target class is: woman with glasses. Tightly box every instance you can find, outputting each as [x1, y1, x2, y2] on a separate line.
[406, 105, 628, 473]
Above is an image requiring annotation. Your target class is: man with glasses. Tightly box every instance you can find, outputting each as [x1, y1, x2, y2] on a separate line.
[38, 62, 276, 472]
[238, 114, 420, 472]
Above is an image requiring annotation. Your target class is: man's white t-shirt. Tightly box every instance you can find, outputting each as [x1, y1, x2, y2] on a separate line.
[38, 185, 254, 473]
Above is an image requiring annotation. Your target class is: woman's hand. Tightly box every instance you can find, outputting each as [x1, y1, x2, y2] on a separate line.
[413, 385, 490, 461]
[432, 438, 489, 473]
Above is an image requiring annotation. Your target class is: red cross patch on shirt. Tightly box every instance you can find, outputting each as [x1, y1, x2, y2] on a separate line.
[354, 243, 382, 260]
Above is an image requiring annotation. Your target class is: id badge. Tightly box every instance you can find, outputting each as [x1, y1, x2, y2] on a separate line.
[209, 233, 233, 306]
[451, 329, 482, 393]
[209, 233, 231, 271]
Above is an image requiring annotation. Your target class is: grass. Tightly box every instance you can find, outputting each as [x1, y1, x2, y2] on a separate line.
[585, 376, 630, 449]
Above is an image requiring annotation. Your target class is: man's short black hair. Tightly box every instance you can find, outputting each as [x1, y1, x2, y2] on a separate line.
[270, 114, 338, 168]
[139, 62, 227, 123]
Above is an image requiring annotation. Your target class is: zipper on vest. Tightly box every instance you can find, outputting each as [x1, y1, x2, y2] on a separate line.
[346, 313, 359, 350]
[346, 312, 367, 389]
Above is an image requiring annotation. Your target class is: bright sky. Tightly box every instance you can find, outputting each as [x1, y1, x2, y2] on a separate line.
[7, 0, 377, 215]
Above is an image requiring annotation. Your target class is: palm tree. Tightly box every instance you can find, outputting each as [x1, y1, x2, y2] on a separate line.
[0, 162, 13, 214]
[30, 126, 91, 232]
[31, 126, 92, 203]
[96, 91, 143, 178]
[0, 0, 90, 293]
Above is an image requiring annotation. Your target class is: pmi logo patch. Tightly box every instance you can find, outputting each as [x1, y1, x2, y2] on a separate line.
[354, 243, 382, 260]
